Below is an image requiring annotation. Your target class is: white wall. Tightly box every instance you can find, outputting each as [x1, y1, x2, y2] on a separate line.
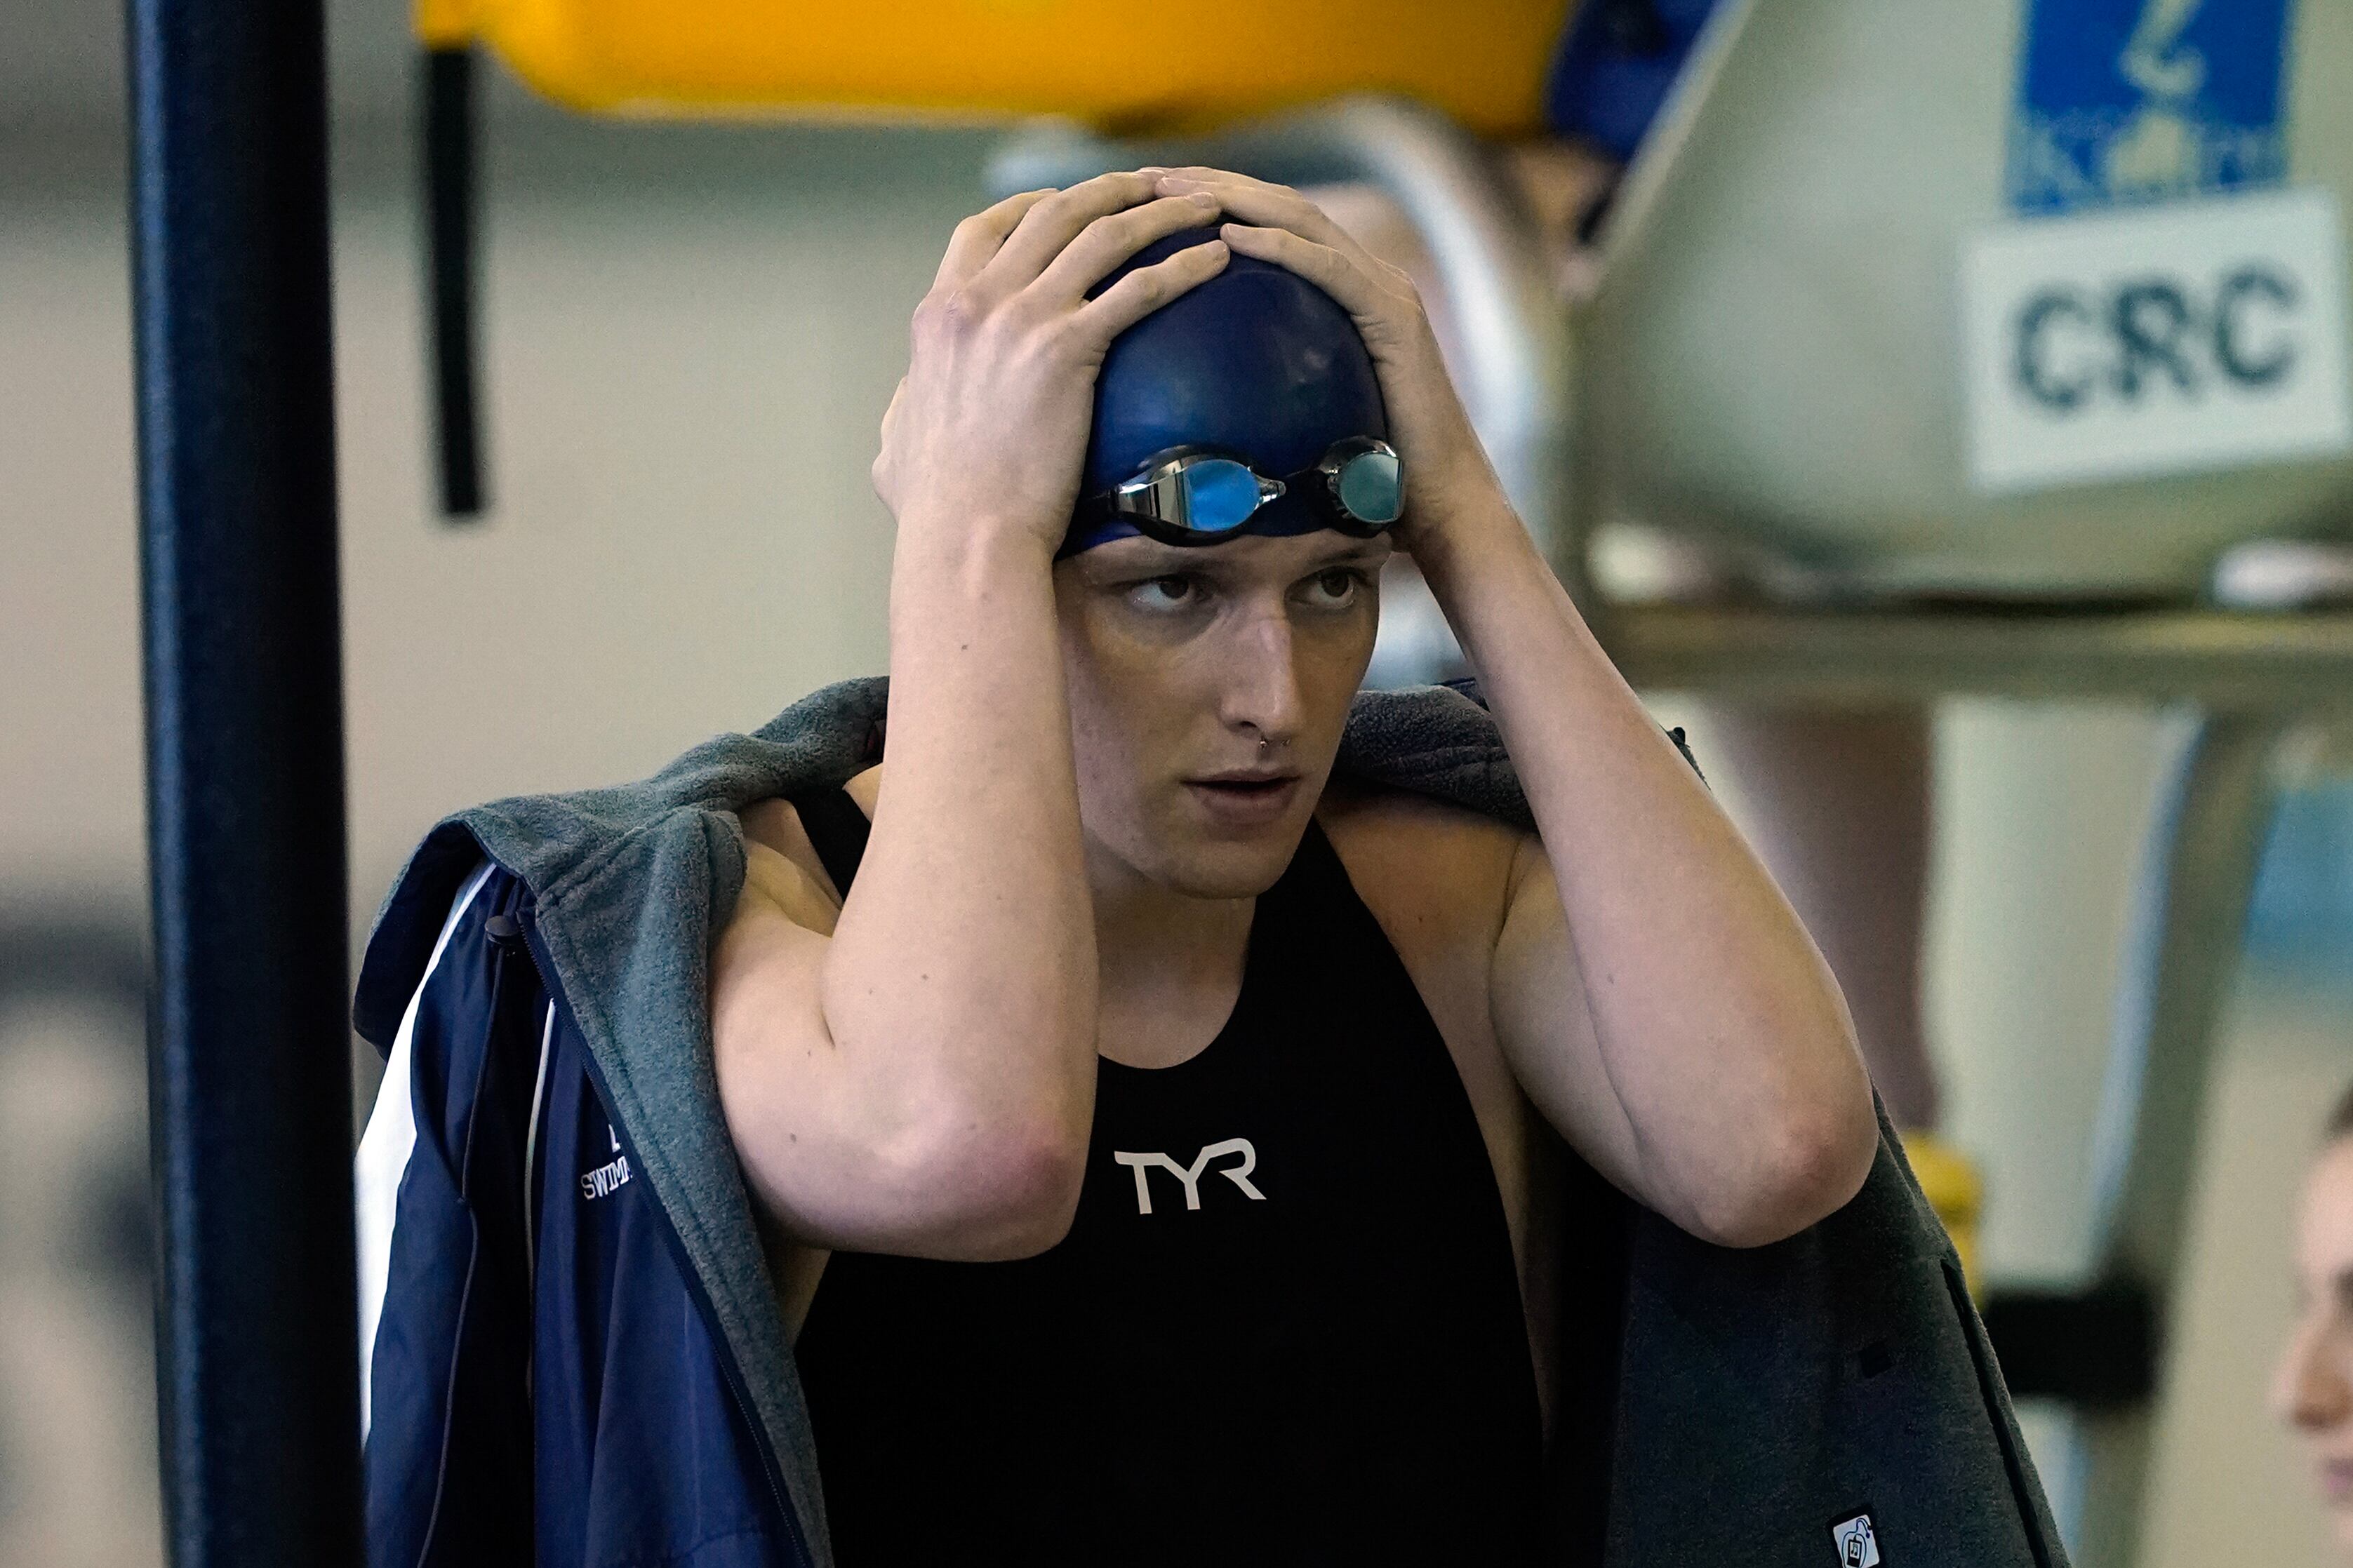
[3, 122, 983, 935]
[2, 196, 145, 894]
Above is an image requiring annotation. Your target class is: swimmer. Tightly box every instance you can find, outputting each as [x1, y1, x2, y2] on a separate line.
[2277, 1080, 2353, 1558]
[707, 169, 1877, 1561]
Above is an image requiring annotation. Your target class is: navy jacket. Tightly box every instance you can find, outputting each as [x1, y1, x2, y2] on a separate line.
[358, 862, 808, 1567]
[354, 676, 2066, 1567]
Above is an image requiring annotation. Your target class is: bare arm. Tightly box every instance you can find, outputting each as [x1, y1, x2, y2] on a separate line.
[1164, 167, 1877, 1247]
[710, 174, 1232, 1261]
[1442, 513, 1874, 1247]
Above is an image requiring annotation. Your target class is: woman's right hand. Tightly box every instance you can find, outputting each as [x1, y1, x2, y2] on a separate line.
[871, 171, 1230, 556]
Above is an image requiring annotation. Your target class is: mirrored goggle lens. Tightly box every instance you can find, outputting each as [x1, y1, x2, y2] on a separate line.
[1333, 448, 1403, 525]
[1171, 458, 1267, 534]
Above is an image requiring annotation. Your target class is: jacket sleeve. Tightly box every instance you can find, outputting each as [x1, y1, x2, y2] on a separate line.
[355, 861, 544, 1566]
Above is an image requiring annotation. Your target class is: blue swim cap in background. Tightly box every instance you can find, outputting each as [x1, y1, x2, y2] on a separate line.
[1061, 226, 1388, 558]
[1544, 0, 1725, 163]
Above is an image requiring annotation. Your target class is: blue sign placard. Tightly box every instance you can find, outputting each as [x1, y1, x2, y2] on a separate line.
[2008, 0, 2300, 215]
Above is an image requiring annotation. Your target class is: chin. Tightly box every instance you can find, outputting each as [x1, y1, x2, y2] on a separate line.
[1148, 814, 1307, 899]
[1166, 839, 1297, 901]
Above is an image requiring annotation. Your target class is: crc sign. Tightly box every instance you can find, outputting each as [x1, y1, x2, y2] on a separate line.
[1961, 187, 2352, 492]
[2015, 268, 2300, 408]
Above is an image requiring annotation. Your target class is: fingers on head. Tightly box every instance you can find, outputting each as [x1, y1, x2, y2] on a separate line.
[993, 170, 1164, 277]
[1035, 192, 1222, 301]
[1077, 239, 1230, 340]
[916, 170, 1241, 349]
[1162, 171, 1361, 258]
[1227, 222, 1415, 323]
[935, 188, 1053, 288]
[1219, 223, 1347, 286]
[1154, 168, 1301, 209]
[1154, 166, 1287, 195]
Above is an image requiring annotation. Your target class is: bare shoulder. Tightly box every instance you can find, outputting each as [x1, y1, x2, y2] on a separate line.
[732, 764, 884, 937]
[1313, 777, 1531, 970]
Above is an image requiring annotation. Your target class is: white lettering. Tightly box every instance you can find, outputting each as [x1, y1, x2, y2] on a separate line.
[1112, 1139, 1266, 1214]
[580, 1153, 632, 1200]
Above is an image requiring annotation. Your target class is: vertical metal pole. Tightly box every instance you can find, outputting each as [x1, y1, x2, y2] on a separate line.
[126, 0, 361, 1555]
[425, 44, 487, 518]
[2065, 709, 2285, 1568]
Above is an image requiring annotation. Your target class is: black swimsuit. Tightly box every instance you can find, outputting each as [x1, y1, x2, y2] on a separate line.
[788, 789, 1544, 1564]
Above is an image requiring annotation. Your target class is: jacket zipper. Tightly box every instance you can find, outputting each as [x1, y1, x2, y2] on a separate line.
[513, 898, 820, 1568]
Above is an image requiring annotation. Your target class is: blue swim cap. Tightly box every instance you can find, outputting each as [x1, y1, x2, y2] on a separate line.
[1061, 226, 1388, 558]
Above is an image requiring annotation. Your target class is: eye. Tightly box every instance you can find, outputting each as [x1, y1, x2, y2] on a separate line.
[1301, 568, 1368, 609]
[1128, 574, 1203, 611]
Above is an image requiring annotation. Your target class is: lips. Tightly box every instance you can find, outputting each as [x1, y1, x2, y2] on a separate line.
[2324, 1458, 2353, 1503]
[1187, 768, 1302, 786]
[1183, 772, 1302, 826]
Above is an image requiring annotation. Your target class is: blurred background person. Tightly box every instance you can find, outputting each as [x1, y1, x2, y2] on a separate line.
[2278, 1081, 2353, 1558]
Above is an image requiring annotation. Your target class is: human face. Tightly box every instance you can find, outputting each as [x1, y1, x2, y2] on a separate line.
[1053, 528, 1393, 899]
[2277, 1135, 2353, 1557]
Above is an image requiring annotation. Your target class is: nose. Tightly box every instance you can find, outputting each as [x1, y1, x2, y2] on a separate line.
[2273, 1313, 2353, 1432]
[1220, 604, 1306, 751]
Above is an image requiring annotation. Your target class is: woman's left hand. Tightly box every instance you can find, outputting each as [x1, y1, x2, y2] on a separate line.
[1146, 168, 1511, 553]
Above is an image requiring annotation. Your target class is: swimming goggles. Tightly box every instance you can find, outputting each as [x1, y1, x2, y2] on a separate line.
[1088, 438, 1404, 546]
